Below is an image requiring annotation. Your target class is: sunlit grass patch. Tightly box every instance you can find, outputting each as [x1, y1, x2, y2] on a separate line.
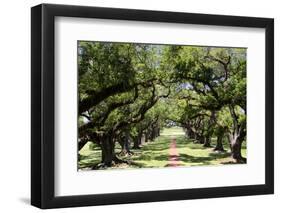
[78, 128, 247, 170]
[160, 127, 186, 136]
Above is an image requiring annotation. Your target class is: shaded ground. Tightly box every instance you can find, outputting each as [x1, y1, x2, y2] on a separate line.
[78, 127, 247, 170]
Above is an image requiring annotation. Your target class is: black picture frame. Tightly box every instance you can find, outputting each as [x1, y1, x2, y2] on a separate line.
[31, 3, 274, 209]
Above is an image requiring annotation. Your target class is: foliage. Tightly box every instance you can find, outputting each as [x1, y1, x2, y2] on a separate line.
[78, 41, 247, 167]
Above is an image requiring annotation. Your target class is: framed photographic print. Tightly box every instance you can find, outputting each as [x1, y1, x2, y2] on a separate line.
[31, 3, 274, 209]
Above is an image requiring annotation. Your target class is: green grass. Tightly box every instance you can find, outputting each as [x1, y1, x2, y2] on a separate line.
[78, 127, 247, 170]
[160, 127, 186, 136]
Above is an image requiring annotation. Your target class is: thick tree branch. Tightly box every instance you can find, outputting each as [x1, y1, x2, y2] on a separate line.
[113, 86, 158, 131]
[79, 87, 139, 133]
[206, 55, 231, 81]
[79, 82, 137, 114]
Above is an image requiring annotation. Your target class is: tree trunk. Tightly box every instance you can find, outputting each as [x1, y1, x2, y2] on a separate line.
[185, 123, 195, 139]
[214, 134, 225, 151]
[151, 127, 158, 141]
[119, 139, 130, 155]
[78, 139, 87, 151]
[99, 133, 130, 168]
[203, 137, 211, 147]
[190, 130, 196, 139]
[132, 131, 142, 149]
[203, 111, 216, 147]
[228, 134, 246, 163]
[148, 127, 155, 141]
[119, 130, 132, 156]
[141, 134, 146, 145]
[196, 134, 204, 144]
[228, 105, 246, 163]
[101, 134, 115, 167]
[145, 131, 149, 142]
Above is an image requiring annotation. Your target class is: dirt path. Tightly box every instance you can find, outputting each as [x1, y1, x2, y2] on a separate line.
[168, 137, 180, 167]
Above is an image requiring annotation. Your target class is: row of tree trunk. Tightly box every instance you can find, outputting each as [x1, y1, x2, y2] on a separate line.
[183, 109, 246, 163]
[96, 123, 161, 167]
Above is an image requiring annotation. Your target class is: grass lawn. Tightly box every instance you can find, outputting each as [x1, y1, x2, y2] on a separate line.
[78, 127, 247, 170]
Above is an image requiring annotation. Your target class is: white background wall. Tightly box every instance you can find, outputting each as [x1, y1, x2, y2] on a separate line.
[0, 0, 279, 212]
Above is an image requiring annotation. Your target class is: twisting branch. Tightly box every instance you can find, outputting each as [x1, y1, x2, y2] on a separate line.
[79, 86, 139, 133]
[206, 55, 231, 81]
[228, 104, 238, 134]
[113, 85, 158, 131]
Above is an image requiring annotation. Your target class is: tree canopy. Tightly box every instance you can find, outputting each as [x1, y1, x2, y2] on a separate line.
[78, 41, 247, 168]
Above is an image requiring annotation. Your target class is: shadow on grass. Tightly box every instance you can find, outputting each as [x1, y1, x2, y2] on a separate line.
[209, 152, 231, 158]
[178, 154, 211, 165]
[153, 154, 169, 161]
[140, 140, 170, 152]
[220, 158, 247, 165]
[132, 152, 154, 161]
[79, 160, 100, 169]
[167, 151, 231, 165]
[79, 153, 101, 169]
[79, 134, 246, 170]
[141, 145, 169, 152]
[173, 137, 209, 150]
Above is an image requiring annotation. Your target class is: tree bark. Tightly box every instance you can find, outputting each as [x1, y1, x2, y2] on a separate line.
[98, 133, 131, 168]
[228, 133, 246, 163]
[228, 105, 246, 163]
[78, 138, 87, 151]
[150, 127, 156, 141]
[185, 122, 196, 140]
[144, 131, 149, 142]
[132, 131, 142, 149]
[141, 134, 146, 145]
[197, 134, 205, 144]
[214, 126, 225, 152]
[214, 134, 225, 151]
[118, 130, 132, 156]
[203, 137, 211, 147]
[100, 134, 115, 167]
[79, 82, 137, 114]
[203, 111, 216, 147]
